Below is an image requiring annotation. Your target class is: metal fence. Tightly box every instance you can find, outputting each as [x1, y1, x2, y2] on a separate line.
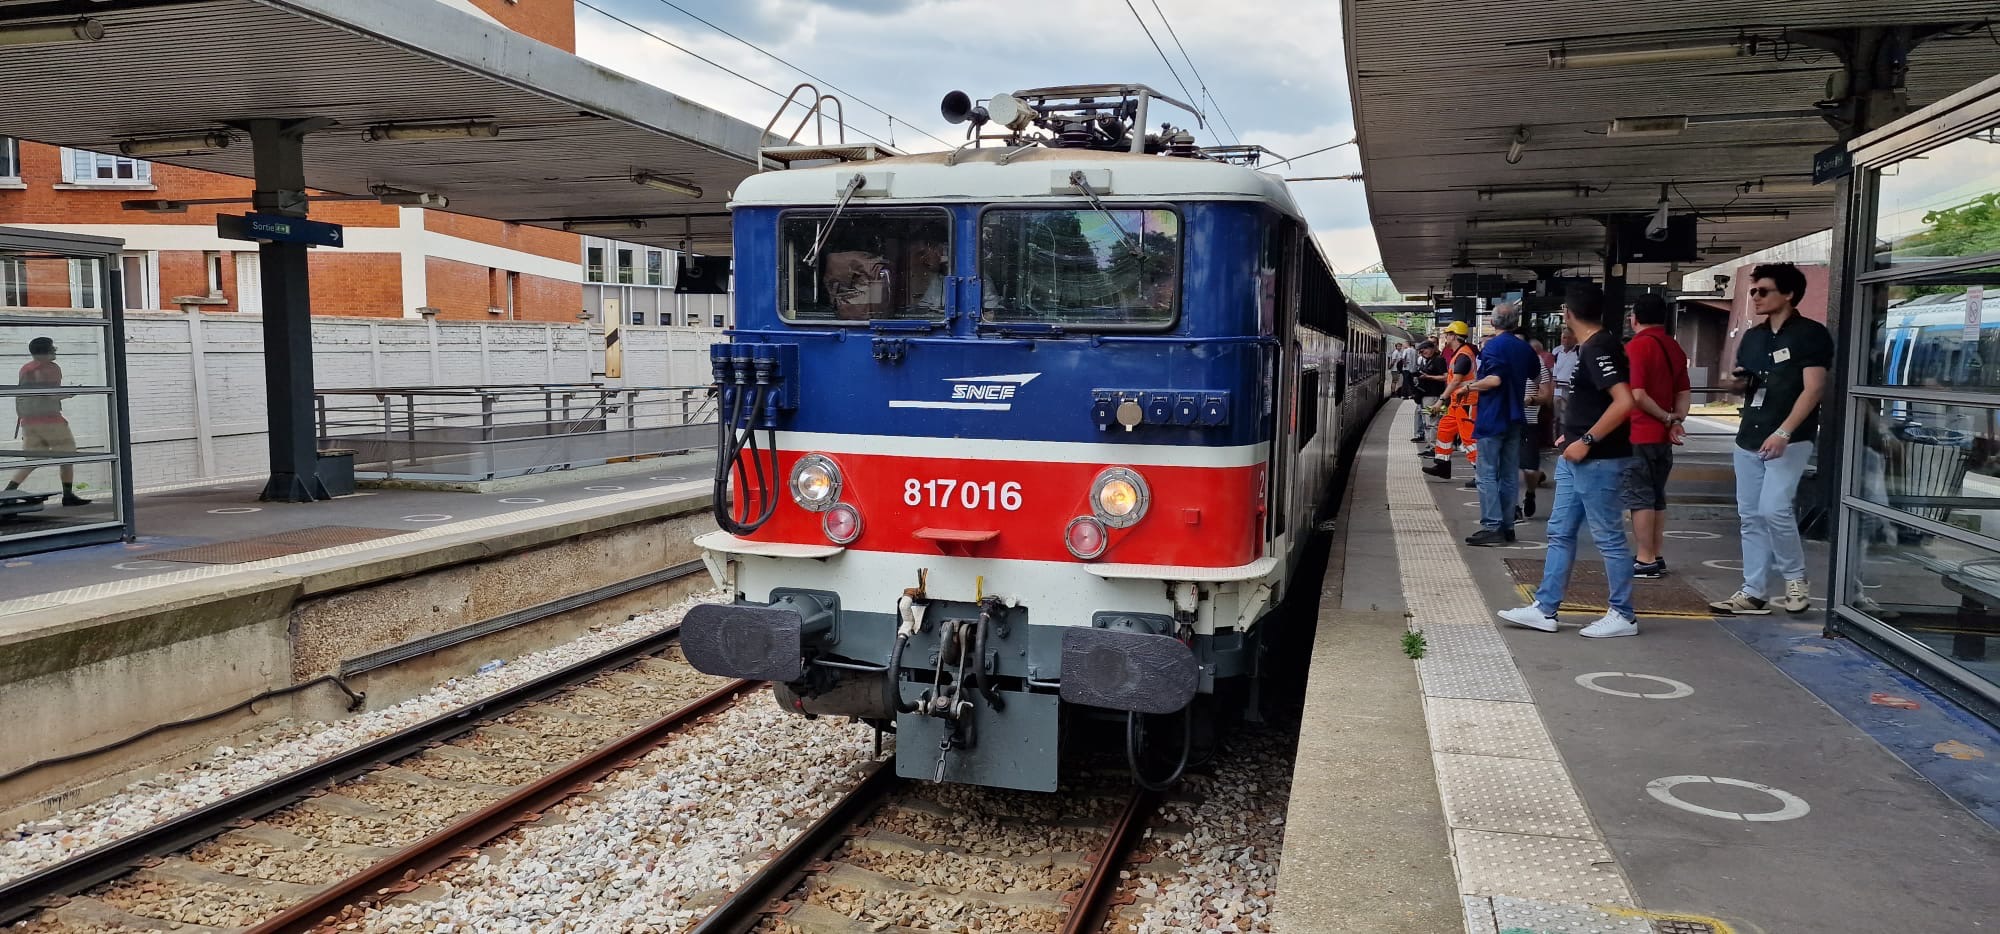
[316, 384, 716, 481]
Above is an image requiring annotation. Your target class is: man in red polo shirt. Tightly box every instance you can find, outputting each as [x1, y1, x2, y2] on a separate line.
[1623, 295, 1690, 578]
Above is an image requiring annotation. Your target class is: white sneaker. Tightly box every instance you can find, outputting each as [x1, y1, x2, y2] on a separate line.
[1579, 611, 1638, 638]
[1499, 605, 1559, 632]
[1777, 579, 1812, 613]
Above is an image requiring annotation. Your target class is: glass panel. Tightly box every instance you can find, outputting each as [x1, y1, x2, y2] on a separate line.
[616, 249, 634, 285]
[1853, 397, 2000, 541]
[0, 322, 112, 388]
[0, 254, 110, 318]
[0, 391, 116, 463]
[1865, 266, 2000, 390]
[779, 210, 950, 323]
[0, 138, 17, 179]
[979, 208, 1179, 327]
[1844, 509, 2000, 692]
[646, 252, 665, 286]
[585, 246, 605, 283]
[1873, 129, 2000, 269]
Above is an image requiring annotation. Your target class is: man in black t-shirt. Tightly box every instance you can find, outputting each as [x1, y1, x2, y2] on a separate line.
[1499, 284, 1640, 639]
[1410, 341, 1448, 442]
[1708, 262, 1834, 617]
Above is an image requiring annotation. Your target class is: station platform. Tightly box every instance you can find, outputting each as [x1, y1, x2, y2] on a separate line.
[0, 452, 718, 822]
[1280, 403, 2000, 934]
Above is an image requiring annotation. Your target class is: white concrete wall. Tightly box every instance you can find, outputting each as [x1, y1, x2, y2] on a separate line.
[116, 312, 724, 489]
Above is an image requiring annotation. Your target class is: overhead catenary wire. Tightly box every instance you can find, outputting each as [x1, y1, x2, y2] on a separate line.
[1119, 0, 1203, 137]
[574, 0, 899, 150]
[639, 0, 954, 150]
[1145, 0, 1241, 147]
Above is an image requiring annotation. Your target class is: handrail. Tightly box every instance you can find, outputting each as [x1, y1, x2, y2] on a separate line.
[760, 82, 848, 147]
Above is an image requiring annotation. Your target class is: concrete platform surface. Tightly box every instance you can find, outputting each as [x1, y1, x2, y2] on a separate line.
[1384, 400, 2000, 934]
[1283, 402, 2000, 933]
[0, 451, 715, 608]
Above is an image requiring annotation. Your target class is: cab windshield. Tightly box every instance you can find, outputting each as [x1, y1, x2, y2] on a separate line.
[979, 207, 1179, 328]
[779, 210, 951, 323]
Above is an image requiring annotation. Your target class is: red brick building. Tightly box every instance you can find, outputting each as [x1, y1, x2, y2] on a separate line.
[0, 0, 584, 322]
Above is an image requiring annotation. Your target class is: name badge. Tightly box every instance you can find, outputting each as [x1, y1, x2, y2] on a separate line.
[1751, 388, 1768, 408]
[1773, 347, 1792, 363]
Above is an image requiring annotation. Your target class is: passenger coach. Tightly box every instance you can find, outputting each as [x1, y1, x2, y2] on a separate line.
[683, 85, 1384, 791]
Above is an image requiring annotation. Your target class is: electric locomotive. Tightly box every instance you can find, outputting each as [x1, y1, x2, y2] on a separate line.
[684, 84, 1385, 791]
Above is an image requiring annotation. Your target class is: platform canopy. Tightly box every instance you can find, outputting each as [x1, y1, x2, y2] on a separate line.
[1344, 1, 2000, 291]
[0, 0, 778, 254]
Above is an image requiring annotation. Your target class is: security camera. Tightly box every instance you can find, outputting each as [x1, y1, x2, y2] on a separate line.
[1645, 200, 1671, 242]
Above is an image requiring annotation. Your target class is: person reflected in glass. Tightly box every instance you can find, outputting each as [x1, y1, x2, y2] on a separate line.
[7, 336, 90, 506]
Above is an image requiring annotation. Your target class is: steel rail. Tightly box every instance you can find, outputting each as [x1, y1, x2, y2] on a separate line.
[1059, 787, 1163, 934]
[0, 567, 704, 926]
[685, 761, 899, 934]
[247, 678, 760, 934]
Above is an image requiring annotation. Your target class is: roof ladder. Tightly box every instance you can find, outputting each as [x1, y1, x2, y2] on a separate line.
[758, 82, 900, 169]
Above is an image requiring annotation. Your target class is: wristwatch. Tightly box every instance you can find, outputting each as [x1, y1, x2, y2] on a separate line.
[1579, 432, 1597, 446]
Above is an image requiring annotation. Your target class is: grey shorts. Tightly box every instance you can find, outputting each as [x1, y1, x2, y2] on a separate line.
[1621, 443, 1673, 511]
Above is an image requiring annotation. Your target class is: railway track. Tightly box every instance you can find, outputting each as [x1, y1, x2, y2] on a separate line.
[687, 767, 1162, 934]
[1, 612, 749, 933]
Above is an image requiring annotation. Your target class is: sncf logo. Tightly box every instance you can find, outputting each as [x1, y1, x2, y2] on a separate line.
[889, 373, 1040, 412]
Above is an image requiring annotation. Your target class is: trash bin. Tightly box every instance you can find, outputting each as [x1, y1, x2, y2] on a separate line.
[1887, 425, 1971, 541]
[317, 448, 357, 498]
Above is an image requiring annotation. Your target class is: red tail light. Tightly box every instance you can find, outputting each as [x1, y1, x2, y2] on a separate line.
[1065, 516, 1108, 559]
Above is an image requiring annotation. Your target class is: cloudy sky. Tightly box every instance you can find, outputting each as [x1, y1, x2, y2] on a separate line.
[570, 0, 1380, 272]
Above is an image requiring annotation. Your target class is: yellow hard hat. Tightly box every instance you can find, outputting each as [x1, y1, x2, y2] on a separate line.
[1444, 320, 1469, 336]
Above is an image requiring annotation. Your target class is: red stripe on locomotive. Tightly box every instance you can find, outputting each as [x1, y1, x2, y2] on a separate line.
[735, 450, 1266, 567]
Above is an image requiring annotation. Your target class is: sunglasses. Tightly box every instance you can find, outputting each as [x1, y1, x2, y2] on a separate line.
[1748, 287, 1777, 297]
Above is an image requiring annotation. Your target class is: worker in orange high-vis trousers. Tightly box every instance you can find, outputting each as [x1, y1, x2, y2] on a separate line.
[1423, 321, 1478, 482]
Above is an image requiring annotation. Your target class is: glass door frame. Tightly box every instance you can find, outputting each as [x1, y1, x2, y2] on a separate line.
[0, 225, 136, 557]
[1829, 74, 2000, 722]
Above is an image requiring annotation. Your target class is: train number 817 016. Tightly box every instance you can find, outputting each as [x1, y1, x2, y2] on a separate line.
[904, 479, 1023, 511]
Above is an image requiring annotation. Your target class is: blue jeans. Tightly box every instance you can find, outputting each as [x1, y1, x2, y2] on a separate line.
[1732, 442, 1813, 599]
[1535, 456, 1635, 619]
[1475, 423, 1523, 532]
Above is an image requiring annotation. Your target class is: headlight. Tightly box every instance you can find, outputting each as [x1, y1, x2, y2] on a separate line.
[1090, 467, 1149, 528]
[789, 454, 842, 511]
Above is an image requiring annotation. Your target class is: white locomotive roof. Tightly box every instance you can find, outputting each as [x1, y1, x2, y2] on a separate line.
[730, 147, 1304, 218]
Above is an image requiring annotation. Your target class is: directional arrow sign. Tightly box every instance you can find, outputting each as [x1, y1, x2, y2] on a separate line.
[217, 212, 344, 247]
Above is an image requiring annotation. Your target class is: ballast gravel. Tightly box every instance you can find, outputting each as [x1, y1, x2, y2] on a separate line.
[342, 699, 877, 934]
[1117, 731, 1294, 933]
[0, 591, 722, 887]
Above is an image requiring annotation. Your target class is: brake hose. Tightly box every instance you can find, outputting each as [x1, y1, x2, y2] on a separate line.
[714, 381, 779, 536]
[1127, 706, 1193, 791]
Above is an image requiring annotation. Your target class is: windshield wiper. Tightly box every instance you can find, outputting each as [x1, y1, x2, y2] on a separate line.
[804, 173, 869, 268]
[1068, 170, 1143, 258]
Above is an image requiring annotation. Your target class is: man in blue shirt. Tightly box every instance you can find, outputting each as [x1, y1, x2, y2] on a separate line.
[1462, 302, 1541, 545]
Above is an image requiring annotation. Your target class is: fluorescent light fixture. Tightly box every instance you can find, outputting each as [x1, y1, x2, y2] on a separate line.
[361, 120, 500, 142]
[1468, 217, 1573, 231]
[1607, 115, 1690, 137]
[1478, 185, 1590, 201]
[1707, 210, 1792, 222]
[122, 199, 188, 214]
[1549, 40, 1747, 69]
[563, 219, 649, 234]
[1463, 240, 1537, 251]
[119, 132, 230, 157]
[1505, 126, 1531, 165]
[0, 17, 103, 46]
[633, 172, 702, 198]
[369, 185, 448, 207]
[1740, 177, 1820, 195]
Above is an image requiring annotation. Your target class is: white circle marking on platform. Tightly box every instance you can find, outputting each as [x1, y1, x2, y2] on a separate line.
[401, 514, 453, 523]
[584, 485, 626, 492]
[498, 497, 545, 505]
[114, 560, 174, 571]
[1701, 558, 1744, 571]
[1575, 671, 1694, 700]
[1461, 501, 1480, 508]
[1494, 539, 1547, 550]
[649, 476, 684, 482]
[1646, 775, 1810, 822]
[1665, 530, 1722, 540]
[206, 507, 261, 515]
